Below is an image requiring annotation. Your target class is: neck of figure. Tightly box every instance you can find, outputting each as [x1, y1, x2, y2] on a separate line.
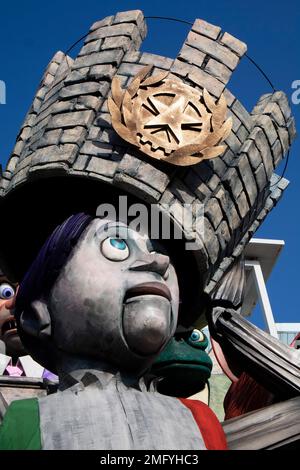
[56, 353, 147, 391]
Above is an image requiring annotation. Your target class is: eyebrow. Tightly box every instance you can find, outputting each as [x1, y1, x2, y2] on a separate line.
[94, 222, 129, 239]
[97, 222, 110, 235]
[0, 277, 17, 286]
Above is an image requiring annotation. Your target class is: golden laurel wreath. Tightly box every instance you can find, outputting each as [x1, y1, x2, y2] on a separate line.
[108, 65, 232, 166]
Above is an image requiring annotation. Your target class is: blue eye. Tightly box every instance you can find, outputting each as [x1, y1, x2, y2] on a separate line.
[188, 329, 205, 343]
[110, 238, 127, 250]
[0, 283, 15, 300]
[101, 237, 129, 261]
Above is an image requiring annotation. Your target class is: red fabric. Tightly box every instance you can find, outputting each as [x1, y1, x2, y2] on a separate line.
[180, 398, 228, 450]
[223, 332, 300, 419]
[223, 372, 273, 420]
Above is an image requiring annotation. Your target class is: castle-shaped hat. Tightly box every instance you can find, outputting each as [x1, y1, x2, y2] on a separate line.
[0, 10, 296, 326]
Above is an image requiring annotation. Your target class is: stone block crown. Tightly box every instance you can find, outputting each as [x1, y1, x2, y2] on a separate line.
[0, 10, 296, 305]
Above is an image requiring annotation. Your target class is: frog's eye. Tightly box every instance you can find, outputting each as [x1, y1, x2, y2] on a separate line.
[189, 329, 204, 342]
[188, 329, 205, 344]
[101, 237, 129, 261]
[0, 283, 16, 300]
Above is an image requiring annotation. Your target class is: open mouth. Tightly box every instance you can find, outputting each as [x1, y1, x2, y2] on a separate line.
[151, 360, 212, 373]
[151, 362, 211, 398]
[124, 282, 171, 303]
[1, 317, 17, 336]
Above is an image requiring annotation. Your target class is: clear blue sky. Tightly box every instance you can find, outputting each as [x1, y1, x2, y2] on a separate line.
[0, 0, 299, 328]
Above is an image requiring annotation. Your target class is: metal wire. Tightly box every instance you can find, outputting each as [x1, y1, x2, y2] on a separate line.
[65, 15, 277, 93]
[63, 14, 289, 183]
[145, 15, 193, 27]
[244, 53, 276, 92]
[65, 32, 90, 55]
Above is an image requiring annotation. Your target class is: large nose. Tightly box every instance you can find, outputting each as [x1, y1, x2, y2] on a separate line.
[129, 253, 170, 277]
[4, 296, 16, 311]
[0, 297, 15, 312]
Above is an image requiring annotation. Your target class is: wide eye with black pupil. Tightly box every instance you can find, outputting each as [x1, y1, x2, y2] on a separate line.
[101, 237, 130, 261]
[0, 283, 15, 300]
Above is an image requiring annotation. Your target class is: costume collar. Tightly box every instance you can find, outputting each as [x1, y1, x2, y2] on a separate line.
[0, 353, 44, 378]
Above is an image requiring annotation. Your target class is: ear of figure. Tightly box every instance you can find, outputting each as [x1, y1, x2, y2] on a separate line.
[19, 300, 51, 339]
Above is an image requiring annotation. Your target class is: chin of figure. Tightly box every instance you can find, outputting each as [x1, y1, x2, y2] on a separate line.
[123, 295, 173, 356]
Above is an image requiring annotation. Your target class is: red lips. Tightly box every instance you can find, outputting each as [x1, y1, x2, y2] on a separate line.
[124, 282, 172, 302]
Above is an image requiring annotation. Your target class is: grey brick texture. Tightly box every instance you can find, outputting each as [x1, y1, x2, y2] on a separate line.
[0, 10, 296, 298]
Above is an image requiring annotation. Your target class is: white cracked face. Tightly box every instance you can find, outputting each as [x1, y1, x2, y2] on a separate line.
[48, 218, 180, 374]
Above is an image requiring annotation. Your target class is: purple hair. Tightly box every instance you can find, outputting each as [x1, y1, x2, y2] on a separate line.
[14, 213, 93, 372]
[16, 213, 92, 318]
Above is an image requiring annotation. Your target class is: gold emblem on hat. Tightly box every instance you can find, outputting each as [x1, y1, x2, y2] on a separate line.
[108, 65, 232, 166]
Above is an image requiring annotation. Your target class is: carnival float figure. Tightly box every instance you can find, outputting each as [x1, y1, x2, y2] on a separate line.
[0, 10, 298, 449]
[0, 213, 226, 449]
[0, 272, 55, 380]
[150, 326, 212, 400]
[0, 272, 20, 367]
[0, 271, 57, 423]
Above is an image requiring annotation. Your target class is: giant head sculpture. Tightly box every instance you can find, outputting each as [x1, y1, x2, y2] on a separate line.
[0, 9, 296, 343]
[0, 9, 297, 452]
[14, 213, 179, 376]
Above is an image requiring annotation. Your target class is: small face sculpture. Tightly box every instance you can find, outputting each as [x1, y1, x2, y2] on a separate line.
[150, 328, 212, 398]
[48, 219, 179, 374]
[0, 277, 26, 357]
